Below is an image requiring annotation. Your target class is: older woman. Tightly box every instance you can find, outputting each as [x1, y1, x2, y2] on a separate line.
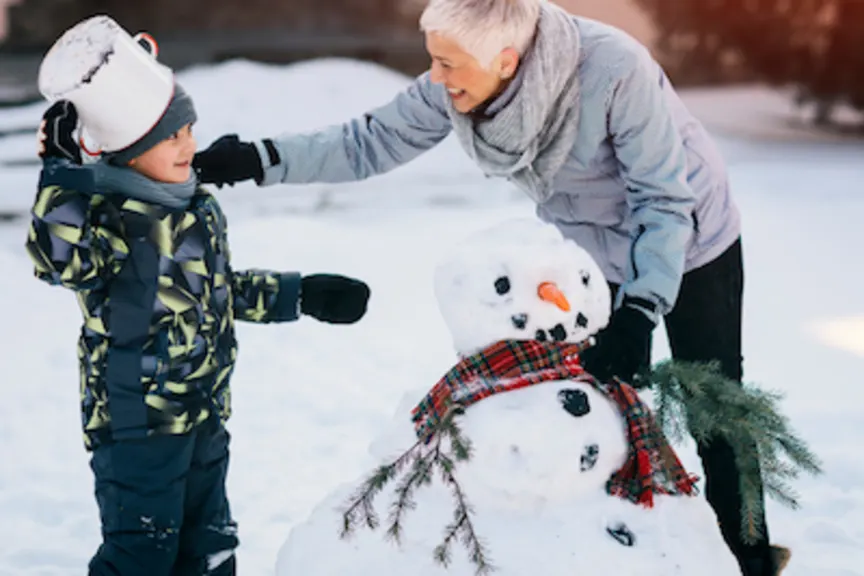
[192, 0, 787, 573]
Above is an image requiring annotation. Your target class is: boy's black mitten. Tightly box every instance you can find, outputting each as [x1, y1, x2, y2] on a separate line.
[193, 134, 278, 188]
[300, 274, 370, 324]
[38, 100, 82, 164]
[580, 303, 655, 386]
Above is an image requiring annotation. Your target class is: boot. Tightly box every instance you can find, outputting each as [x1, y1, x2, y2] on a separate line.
[742, 545, 792, 576]
[770, 545, 791, 575]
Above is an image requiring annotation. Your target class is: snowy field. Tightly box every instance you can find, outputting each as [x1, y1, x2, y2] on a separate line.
[0, 59, 862, 575]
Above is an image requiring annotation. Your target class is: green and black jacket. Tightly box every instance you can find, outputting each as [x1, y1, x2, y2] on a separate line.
[25, 158, 301, 450]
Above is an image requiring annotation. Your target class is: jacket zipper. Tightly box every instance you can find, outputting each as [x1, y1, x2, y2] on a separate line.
[631, 223, 647, 280]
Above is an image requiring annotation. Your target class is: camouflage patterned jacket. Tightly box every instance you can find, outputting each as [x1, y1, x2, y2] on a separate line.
[25, 159, 301, 450]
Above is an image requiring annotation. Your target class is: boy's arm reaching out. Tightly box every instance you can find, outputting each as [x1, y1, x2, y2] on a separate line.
[231, 269, 301, 323]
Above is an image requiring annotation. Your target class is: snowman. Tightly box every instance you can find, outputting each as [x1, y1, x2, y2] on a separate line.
[275, 218, 741, 576]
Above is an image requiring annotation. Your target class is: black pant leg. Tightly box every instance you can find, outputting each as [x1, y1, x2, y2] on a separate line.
[664, 240, 744, 381]
[88, 434, 196, 576]
[663, 238, 773, 575]
[171, 423, 238, 575]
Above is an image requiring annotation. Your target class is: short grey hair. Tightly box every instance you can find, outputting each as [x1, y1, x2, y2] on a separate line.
[420, 0, 541, 68]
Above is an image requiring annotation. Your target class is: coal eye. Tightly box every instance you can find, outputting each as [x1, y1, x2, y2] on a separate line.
[494, 276, 511, 295]
[580, 270, 591, 287]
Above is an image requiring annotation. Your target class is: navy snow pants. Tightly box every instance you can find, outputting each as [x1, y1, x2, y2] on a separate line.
[88, 423, 239, 576]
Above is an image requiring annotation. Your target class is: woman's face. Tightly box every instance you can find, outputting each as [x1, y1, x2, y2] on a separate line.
[425, 32, 519, 114]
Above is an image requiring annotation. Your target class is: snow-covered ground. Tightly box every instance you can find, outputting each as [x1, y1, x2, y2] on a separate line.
[683, 84, 864, 144]
[0, 59, 862, 575]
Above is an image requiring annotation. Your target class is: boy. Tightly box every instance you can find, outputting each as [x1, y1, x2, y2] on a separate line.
[25, 84, 370, 575]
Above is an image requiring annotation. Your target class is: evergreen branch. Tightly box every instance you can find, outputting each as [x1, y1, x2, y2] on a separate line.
[362, 493, 378, 531]
[763, 474, 799, 510]
[437, 453, 494, 575]
[737, 454, 766, 544]
[339, 433, 429, 539]
[774, 433, 823, 476]
[433, 510, 465, 569]
[385, 443, 440, 544]
[339, 406, 493, 573]
[448, 419, 474, 462]
[648, 359, 823, 544]
[656, 378, 687, 444]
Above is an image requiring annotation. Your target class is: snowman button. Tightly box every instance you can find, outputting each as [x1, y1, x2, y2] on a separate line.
[580, 443, 599, 472]
[606, 522, 636, 547]
[558, 388, 590, 417]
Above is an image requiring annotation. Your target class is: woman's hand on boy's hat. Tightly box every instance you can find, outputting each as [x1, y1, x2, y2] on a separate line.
[193, 134, 267, 188]
[38, 100, 82, 164]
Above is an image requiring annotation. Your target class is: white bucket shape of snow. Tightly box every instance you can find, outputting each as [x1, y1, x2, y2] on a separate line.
[37, 14, 175, 155]
[275, 218, 741, 576]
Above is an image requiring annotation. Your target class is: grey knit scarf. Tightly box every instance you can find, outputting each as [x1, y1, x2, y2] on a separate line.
[446, 2, 582, 203]
[90, 158, 197, 209]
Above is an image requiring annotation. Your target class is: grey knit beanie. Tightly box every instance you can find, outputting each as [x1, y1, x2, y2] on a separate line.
[107, 83, 197, 166]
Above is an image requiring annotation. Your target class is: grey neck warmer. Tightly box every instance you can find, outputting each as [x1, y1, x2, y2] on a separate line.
[91, 158, 197, 209]
[446, 2, 582, 203]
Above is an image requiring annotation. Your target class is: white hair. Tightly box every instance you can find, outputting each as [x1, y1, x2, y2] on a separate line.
[419, 0, 542, 68]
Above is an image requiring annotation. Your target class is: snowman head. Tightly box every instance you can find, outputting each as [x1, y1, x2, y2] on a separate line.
[434, 219, 611, 356]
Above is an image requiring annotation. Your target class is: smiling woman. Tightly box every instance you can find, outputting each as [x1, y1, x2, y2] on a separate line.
[191, 2, 787, 571]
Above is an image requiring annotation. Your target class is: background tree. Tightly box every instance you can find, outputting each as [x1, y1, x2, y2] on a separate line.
[5, 0, 422, 47]
[634, 0, 864, 125]
[3, 0, 427, 76]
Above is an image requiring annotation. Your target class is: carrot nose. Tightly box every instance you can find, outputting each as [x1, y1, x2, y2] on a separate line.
[538, 282, 571, 312]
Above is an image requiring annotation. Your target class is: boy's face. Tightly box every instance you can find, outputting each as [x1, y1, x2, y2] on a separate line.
[129, 123, 197, 183]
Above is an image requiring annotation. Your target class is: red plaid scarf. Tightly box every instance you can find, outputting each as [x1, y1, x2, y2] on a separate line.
[411, 340, 698, 507]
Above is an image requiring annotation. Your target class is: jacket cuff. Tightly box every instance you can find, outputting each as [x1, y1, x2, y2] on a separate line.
[273, 272, 302, 322]
[39, 157, 98, 195]
[615, 292, 660, 325]
[253, 139, 283, 187]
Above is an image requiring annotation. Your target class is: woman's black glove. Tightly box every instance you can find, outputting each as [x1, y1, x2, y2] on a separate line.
[38, 100, 81, 164]
[301, 274, 370, 324]
[580, 304, 655, 386]
[193, 134, 278, 188]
